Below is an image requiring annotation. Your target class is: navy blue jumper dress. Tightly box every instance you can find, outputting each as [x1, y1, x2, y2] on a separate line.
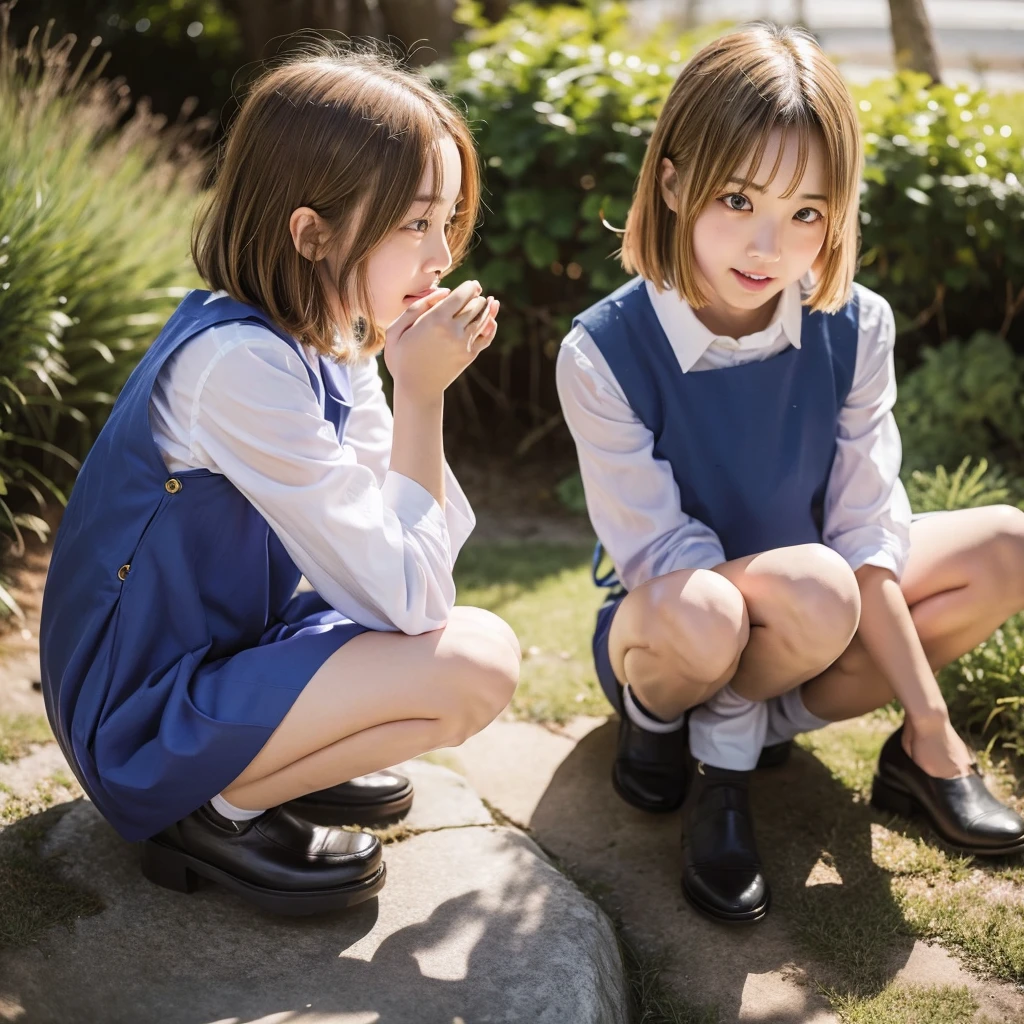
[40, 291, 371, 842]
[574, 277, 861, 708]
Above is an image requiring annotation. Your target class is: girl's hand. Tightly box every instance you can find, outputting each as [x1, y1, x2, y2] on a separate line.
[384, 280, 499, 405]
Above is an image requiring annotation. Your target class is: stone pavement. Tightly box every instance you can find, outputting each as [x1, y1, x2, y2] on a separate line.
[0, 758, 627, 1024]
[452, 718, 1024, 1024]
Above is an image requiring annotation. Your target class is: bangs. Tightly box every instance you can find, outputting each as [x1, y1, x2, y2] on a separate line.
[725, 116, 816, 200]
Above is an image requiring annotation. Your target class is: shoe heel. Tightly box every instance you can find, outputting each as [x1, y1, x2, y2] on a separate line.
[140, 841, 200, 894]
[870, 774, 918, 819]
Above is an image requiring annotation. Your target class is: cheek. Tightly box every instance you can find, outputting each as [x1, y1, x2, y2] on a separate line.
[788, 222, 828, 263]
[692, 207, 741, 268]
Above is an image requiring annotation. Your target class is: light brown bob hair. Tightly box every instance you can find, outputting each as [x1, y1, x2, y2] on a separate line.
[192, 48, 480, 360]
[621, 23, 862, 313]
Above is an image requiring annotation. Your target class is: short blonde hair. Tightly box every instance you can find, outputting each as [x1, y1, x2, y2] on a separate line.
[621, 23, 861, 313]
[192, 49, 480, 360]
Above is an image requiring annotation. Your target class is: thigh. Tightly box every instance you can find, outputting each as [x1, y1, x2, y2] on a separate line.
[230, 605, 521, 789]
[901, 506, 1024, 610]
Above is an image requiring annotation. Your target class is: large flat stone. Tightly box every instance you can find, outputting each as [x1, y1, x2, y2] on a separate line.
[0, 787, 627, 1023]
[455, 719, 841, 1023]
[397, 757, 492, 831]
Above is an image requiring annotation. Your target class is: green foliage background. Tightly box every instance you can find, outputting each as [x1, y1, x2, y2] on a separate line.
[1, 0, 1023, 752]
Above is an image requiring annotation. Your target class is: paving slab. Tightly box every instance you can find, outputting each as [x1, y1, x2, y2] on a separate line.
[453, 717, 1024, 1023]
[396, 758, 492, 832]
[0, 763, 627, 1024]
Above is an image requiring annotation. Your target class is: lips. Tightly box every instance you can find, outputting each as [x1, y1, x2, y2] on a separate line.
[404, 287, 437, 301]
[730, 268, 775, 291]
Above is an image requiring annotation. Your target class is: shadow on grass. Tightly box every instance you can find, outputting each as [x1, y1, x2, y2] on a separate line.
[0, 802, 103, 950]
[526, 721, 923, 1022]
[455, 540, 594, 596]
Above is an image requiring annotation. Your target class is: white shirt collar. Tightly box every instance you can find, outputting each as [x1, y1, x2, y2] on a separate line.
[644, 277, 805, 373]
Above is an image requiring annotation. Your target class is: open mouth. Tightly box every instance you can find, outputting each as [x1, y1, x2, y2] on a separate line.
[731, 269, 775, 290]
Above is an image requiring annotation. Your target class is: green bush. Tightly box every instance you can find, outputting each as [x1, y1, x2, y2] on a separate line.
[435, 1, 714, 447]
[435, 3, 1024, 450]
[896, 333, 1024, 474]
[905, 456, 1023, 513]
[0, 11, 201, 614]
[940, 617, 1024, 760]
[855, 75, 1024, 361]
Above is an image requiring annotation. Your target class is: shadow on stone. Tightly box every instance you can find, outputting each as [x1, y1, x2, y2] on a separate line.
[527, 720, 920, 1022]
[0, 797, 626, 1024]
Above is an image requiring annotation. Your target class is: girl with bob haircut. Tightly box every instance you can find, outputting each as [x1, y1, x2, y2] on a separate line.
[558, 23, 1024, 925]
[40, 49, 521, 916]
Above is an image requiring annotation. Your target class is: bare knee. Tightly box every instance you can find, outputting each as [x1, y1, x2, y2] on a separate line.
[641, 569, 750, 704]
[766, 544, 861, 671]
[432, 607, 521, 746]
[985, 505, 1024, 602]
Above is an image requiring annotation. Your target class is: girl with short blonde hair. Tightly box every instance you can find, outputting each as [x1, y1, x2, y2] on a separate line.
[558, 23, 1024, 925]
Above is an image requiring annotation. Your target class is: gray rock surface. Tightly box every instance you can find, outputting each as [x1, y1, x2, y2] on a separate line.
[0, 762, 627, 1024]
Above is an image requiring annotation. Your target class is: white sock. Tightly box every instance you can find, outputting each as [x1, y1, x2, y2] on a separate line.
[622, 684, 686, 734]
[764, 685, 831, 746]
[688, 684, 768, 771]
[210, 792, 265, 822]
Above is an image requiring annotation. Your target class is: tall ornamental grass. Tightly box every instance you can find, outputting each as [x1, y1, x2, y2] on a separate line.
[0, 5, 204, 615]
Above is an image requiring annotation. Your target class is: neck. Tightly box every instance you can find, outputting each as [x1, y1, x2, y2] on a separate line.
[693, 290, 781, 340]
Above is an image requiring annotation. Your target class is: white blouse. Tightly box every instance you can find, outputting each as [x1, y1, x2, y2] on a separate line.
[148, 294, 474, 635]
[556, 279, 913, 591]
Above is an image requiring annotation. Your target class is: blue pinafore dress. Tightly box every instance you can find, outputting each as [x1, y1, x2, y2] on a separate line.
[39, 291, 371, 842]
[574, 277, 861, 708]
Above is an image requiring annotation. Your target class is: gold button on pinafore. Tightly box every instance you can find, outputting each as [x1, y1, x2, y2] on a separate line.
[117, 564, 130, 581]
[164, 478, 182, 494]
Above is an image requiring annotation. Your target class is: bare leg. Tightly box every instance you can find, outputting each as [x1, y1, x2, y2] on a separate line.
[801, 506, 1024, 728]
[222, 606, 521, 810]
[607, 567, 750, 721]
[712, 543, 862, 702]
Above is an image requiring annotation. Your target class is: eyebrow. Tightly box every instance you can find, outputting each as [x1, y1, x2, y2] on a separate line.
[726, 177, 827, 202]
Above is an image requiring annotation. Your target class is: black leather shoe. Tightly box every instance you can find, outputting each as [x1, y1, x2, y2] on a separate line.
[871, 725, 1024, 856]
[756, 739, 793, 769]
[611, 707, 688, 813]
[681, 760, 770, 924]
[140, 803, 386, 915]
[287, 769, 414, 826]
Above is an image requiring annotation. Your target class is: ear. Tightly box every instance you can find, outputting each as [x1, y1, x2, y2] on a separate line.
[659, 157, 680, 214]
[289, 207, 324, 261]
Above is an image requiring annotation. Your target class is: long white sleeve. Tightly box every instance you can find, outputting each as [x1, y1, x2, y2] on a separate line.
[556, 324, 727, 591]
[343, 352, 475, 561]
[822, 287, 913, 578]
[149, 321, 471, 634]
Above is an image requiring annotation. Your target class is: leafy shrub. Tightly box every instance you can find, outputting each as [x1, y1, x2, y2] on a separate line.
[940, 617, 1024, 760]
[0, 9, 202, 614]
[896, 334, 1024, 474]
[435, 1, 713, 447]
[432, 3, 1024, 449]
[905, 457, 1023, 513]
[855, 74, 1024, 363]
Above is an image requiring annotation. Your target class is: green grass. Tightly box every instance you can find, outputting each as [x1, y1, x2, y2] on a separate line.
[0, 774, 103, 949]
[0, 713, 53, 762]
[455, 541, 607, 721]
[830, 983, 981, 1024]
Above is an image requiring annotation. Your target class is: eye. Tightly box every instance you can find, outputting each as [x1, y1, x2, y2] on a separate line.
[406, 218, 430, 233]
[794, 207, 823, 224]
[719, 193, 752, 212]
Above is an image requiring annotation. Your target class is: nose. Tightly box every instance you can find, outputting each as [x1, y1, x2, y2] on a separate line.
[746, 221, 782, 264]
[425, 228, 453, 277]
